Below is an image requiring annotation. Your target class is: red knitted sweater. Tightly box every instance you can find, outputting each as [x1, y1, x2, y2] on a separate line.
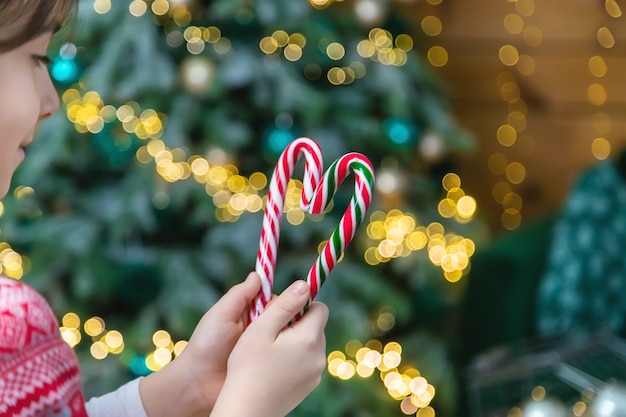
[0, 276, 88, 417]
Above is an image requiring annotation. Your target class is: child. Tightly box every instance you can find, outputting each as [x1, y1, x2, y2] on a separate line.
[0, 1, 329, 416]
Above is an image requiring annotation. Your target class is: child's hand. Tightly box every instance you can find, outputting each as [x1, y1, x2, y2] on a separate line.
[140, 271, 264, 417]
[210, 280, 329, 417]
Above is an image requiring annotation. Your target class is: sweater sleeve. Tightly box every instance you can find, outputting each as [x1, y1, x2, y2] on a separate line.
[85, 377, 148, 417]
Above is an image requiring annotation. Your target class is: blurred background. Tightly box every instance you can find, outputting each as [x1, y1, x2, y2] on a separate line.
[2, 0, 626, 416]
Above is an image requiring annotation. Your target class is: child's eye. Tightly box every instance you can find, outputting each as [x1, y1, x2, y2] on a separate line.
[32, 54, 52, 66]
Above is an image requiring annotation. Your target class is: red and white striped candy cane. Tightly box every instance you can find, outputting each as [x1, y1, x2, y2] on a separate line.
[250, 137, 324, 321]
[293, 152, 374, 321]
[250, 137, 375, 323]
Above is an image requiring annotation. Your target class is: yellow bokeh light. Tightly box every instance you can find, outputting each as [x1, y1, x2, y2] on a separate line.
[174, 340, 188, 356]
[272, 30, 289, 47]
[246, 195, 263, 212]
[337, 360, 356, 380]
[505, 162, 526, 184]
[366, 339, 383, 352]
[328, 67, 348, 85]
[190, 157, 210, 176]
[499, 44, 519, 66]
[591, 137, 611, 160]
[386, 227, 404, 244]
[492, 181, 512, 204]
[248, 172, 267, 190]
[213, 38, 231, 54]
[438, 198, 456, 218]
[363, 350, 383, 368]
[284, 44, 303, 61]
[129, 0, 147, 17]
[173, 9, 192, 26]
[62, 312, 80, 329]
[395, 34, 413, 51]
[104, 330, 124, 350]
[503, 13, 524, 34]
[204, 26, 221, 43]
[60, 327, 81, 348]
[417, 406, 436, 417]
[427, 45, 448, 67]
[376, 312, 395, 332]
[383, 371, 403, 390]
[587, 83, 607, 106]
[605, 0, 622, 17]
[574, 400, 588, 416]
[187, 39, 205, 55]
[398, 216, 416, 234]
[260, 36, 279, 55]
[531, 386, 546, 401]
[515, 0, 535, 16]
[378, 240, 397, 258]
[503, 192, 523, 211]
[84, 317, 105, 337]
[421, 16, 442, 36]
[589, 55, 608, 77]
[90, 341, 109, 360]
[154, 347, 173, 366]
[94, 0, 112, 14]
[328, 358, 344, 376]
[501, 81, 520, 103]
[326, 42, 345, 60]
[289, 33, 306, 48]
[100, 105, 117, 122]
[345, 340, 362, 358]
[457, 196, 477, 218]
[370, 28, 392, 48]
[328, 350, 346, 363]
[350, 61, 367, 79]
[357, 40, 376, 58]
[401, 396, 418, 415]
[502, 208, 522, 230]
[426, 222, 444, 238]
[406, 230, 427, 251]
[309, 0, 333, 8]
[597, 26, 615, 48]
[428, 245, 446, 265]
[151, 0, 169, 15]
[523, 25, 543, 46]
[507, 111, 527, 132]
[355, 346, 370, 362]
[357, 361, 376, 378]
[442, 172, 461, 191]
[384, 342, 402, 355]
[145, 353, 160, 372]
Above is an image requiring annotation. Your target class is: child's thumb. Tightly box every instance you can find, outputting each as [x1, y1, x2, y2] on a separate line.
[256, 280, 310, 335]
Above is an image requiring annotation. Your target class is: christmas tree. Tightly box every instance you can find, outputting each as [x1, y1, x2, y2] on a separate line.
[0, 0, 487, 415]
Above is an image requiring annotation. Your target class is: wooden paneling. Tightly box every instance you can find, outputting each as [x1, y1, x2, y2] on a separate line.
[401, 0, 626, 232]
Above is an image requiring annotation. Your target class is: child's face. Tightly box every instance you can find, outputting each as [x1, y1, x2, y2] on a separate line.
[0, 32, 59, 199]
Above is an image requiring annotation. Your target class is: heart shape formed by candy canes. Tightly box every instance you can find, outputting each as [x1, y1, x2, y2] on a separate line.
[249, 137, 375, 323]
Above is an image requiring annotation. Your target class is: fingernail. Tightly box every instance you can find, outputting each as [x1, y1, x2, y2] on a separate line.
[245, 272, 255, 282]
[291, 281, 308, 295]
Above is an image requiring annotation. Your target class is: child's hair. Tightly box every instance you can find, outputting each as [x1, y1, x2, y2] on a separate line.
[0, 0, 78, 52]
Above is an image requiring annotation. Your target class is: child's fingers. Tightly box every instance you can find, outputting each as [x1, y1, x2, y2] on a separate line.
[214, 272, 262, 318]
[254, 280, 310, 335]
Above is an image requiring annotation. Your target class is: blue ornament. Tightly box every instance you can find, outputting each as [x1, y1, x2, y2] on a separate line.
[51, 56, 81, 85]
[382, 118, 420, 146]
[129, 354, 152, 377]
[264, 127, 296, 156]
